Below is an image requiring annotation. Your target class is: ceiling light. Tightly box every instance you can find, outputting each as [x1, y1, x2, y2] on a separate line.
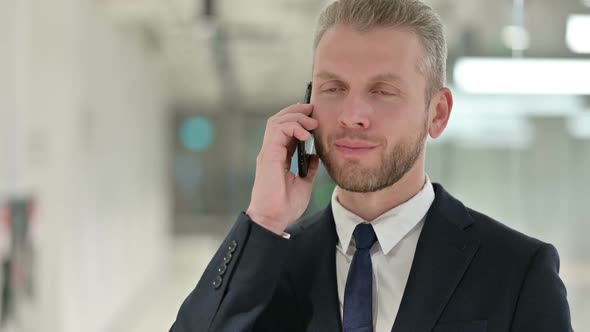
[454, 57, 590, 95]
[566, 14, 590, 53]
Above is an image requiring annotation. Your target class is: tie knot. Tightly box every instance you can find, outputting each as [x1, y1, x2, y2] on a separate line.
[353, 223, 377, 250]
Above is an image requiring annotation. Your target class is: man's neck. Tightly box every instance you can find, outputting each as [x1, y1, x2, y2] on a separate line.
[335, 166, 426, 222]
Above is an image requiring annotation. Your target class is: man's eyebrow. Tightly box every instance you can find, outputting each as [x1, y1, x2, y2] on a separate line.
[313, 71, 345, 81]
[313, 71, 406, 85]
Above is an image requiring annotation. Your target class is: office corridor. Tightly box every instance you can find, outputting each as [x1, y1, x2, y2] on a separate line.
[108, 236, 221, 332]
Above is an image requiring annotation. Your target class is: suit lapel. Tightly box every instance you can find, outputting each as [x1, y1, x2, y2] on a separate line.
[392, 184, 480, 332]
[289, 206, 343, 332]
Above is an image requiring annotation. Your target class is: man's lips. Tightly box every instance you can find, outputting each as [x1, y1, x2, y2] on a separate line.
[333, 139, 378, 155]
[333, 139, 378, 149]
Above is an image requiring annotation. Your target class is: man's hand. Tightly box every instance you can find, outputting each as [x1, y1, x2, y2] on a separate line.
[246, 103, 320, 235]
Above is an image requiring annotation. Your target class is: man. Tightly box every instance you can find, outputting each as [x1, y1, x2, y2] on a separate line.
[170, 0, 573, 331]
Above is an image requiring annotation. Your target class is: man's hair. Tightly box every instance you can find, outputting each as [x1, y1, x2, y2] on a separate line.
[314, 0, 447, 99]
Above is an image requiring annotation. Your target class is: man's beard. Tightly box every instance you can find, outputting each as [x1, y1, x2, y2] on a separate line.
[315, 120, 428, 193]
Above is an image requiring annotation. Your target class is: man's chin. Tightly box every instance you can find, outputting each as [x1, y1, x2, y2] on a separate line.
[331, 155, 377, 168]
[334, 179, 383, 193]
[328, 167, 383, 193]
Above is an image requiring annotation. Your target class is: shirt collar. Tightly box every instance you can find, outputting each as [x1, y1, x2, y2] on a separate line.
[331, 175, 435, 256]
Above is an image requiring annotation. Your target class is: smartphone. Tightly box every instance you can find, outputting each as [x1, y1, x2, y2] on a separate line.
[297, 82, 314, 177]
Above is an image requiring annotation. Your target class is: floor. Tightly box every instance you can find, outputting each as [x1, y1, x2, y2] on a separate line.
[109, 235, 222, 332]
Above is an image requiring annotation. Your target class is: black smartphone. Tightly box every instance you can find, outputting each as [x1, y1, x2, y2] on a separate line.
[297, 82, 314, 177]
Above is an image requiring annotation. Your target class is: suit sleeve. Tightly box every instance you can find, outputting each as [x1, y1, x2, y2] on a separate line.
[170, 212, 291, 332]
[510, 243, 573, 332]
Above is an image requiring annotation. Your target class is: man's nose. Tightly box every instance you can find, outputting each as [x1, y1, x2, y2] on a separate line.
[337, 94, 372, 129]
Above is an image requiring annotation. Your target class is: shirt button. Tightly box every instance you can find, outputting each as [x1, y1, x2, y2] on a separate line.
[228, 240, 238, 253]
[213, 276, 223, 289]
[217, 263, 227, 276]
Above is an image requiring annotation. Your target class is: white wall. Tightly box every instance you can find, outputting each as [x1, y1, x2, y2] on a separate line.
[0, 0, 30, 198]
[1, 0, 171, 331]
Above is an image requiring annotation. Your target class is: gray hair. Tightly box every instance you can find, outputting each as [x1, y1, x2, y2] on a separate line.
[314, 0, 447, 99]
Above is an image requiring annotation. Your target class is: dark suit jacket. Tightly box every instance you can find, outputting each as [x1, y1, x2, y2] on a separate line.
[170, 184, 573, 332]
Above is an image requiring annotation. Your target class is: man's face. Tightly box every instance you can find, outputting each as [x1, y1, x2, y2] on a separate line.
[312, 24, 431, 193]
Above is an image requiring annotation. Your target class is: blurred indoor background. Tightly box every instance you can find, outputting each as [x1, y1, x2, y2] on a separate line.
[0, 0, 589, 331]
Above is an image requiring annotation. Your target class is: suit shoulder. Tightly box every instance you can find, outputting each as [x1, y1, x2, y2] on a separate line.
[466, 207, 547, 255]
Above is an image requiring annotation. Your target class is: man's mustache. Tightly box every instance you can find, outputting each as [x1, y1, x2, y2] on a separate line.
[325, 131, 385, 146]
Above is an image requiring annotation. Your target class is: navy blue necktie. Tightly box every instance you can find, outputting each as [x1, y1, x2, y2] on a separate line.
[343, 223, 377, 332]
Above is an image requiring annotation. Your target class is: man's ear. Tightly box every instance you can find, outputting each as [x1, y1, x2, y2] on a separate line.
[428, 87, 453, 139]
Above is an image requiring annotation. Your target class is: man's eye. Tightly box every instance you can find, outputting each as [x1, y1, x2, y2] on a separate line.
[372, 90, 394, 96]
[325, 87, 341, 93]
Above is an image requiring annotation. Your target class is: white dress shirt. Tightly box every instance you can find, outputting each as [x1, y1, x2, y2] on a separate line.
[331, 176, 435, 332]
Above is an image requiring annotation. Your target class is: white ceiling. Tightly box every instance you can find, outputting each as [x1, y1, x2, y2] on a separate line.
[102, 0, 590, 112]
